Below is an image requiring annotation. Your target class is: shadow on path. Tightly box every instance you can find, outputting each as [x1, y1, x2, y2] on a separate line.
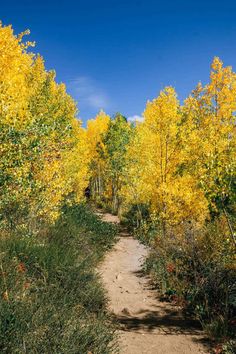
[114, 309, 211, 351]
[114, 309, 202, 335]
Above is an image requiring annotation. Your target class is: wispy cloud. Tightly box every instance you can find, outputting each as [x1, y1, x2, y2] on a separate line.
[128, 114, 144, 122]
[68, 76, 110, 110]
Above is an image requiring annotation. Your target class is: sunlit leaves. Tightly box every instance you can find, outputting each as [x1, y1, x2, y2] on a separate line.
[0, 23, 88, 230]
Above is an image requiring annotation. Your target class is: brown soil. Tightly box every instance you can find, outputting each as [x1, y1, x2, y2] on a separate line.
[98, 212, 210, 354]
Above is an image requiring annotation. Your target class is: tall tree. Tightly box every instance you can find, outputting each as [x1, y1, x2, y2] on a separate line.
[102, 113, 132, 214]
[86, 110, 110, 200]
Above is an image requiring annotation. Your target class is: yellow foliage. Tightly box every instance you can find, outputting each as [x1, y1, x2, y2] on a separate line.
[0, 23, 90, 228]
[0, 24, 34, 128]
[123, 86, 209, 229]
[86, 110, 111, 200]
[86, 110, 110, 161]
[183, 57, 236, 211]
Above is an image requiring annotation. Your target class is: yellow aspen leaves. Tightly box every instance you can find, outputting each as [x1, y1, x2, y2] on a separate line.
[123, 87, 209, 229]
[0, 23, 89, 229]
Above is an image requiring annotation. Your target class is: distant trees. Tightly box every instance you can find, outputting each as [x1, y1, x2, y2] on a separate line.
[102, 114, 132, 213]
[86, 112, 132, 214]
[86, 110, 110, 201]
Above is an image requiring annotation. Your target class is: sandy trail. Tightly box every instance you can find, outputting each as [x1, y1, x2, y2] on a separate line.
[99, 212, 209, 354]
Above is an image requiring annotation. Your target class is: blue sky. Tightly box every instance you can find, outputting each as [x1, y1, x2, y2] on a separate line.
[1, 0, 236, 124]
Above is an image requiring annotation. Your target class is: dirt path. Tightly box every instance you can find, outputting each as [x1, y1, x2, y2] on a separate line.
[99, 212, 209, 354]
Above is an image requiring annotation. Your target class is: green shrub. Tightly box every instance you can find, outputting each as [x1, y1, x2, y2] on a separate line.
[138, 215, 236, 343]
[121, 203, 150, 232]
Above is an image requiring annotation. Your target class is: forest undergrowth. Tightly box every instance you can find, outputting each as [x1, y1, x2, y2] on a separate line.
[0, 204, 117, 353]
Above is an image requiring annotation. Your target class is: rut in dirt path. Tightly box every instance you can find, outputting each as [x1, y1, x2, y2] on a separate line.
[99, 212, 210, 354]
